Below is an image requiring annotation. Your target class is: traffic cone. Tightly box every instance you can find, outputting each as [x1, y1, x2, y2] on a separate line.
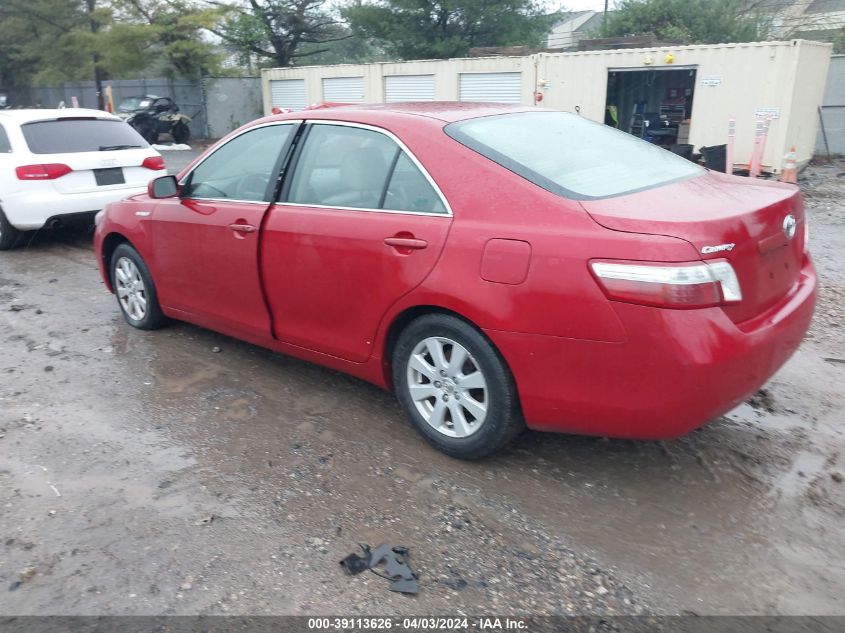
[780, 146, 797, 184]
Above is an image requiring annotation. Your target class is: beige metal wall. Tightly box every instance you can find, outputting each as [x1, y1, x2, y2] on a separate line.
[262, 56, 536, 109]
[785, 42, 832, 164]
[261, 40, 832, 172]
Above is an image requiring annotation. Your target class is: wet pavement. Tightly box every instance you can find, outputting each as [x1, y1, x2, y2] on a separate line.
[158, 145, 206, 176]
[1, 160, 844, 616]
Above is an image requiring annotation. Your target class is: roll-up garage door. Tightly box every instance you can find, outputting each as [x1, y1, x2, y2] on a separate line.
[270, 79, 306, 110]
[322, 77, 365, 103]
[459, 72, 522, 104]
[384, 75, 435, 102]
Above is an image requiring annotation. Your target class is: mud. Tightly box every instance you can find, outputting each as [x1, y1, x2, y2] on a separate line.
[1, 161, 844, 615]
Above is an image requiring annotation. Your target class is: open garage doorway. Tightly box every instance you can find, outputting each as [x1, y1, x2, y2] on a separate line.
[605, 67, 697, 151]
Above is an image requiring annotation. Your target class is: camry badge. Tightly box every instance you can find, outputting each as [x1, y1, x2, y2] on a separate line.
[783, 214, 797, 240]
[701, 243, 735, 254]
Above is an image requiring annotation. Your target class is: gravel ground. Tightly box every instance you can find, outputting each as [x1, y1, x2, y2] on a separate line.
[0, 158, 843, 616]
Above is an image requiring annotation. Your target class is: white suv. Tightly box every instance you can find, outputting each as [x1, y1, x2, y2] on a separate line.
[0, 108, 165, 249]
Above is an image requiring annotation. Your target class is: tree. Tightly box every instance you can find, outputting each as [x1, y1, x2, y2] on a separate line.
[833, 29, 845, 54]
[0, 1, 57, 88]
[0, 0, 130, 106]
[0, 0, 224, 97]
[295, 26, 387, 65]
[342, 0, 558, 60]
[603, 0, 771, 45]
[213, 0, 352, 67]
[117, 1, 224, 77]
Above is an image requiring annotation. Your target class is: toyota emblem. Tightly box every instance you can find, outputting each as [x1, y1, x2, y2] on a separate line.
[783, 214, 797, 240]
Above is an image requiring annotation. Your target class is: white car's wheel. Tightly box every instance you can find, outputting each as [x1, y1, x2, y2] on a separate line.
[0, 209, 23, 251]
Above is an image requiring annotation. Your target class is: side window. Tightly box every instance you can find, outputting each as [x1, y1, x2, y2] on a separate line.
[185, 124, 294, 202]
[0, 124, 11, 153]
[385, 153, 447, 214]
[286, 123, 447, 214]
[288, 125, 397, 210]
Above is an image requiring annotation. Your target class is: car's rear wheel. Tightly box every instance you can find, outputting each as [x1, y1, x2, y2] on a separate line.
[110, 243, 165, 330]
[392, 313, 524, 459]
[0, 208, 24, 251]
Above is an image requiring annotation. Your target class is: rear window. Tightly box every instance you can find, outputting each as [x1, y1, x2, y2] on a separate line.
[21, 119, 149, 154]
[445, 111, 702, 200]
[0, 124, 11, 153]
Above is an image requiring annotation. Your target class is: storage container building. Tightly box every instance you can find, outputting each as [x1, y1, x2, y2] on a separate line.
[261, 40, 832, 173]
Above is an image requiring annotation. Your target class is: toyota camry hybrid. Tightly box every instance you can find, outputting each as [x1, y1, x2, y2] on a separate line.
[93, 103, 816, 459]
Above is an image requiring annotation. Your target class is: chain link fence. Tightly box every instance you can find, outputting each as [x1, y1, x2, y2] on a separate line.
[817, 55, 845, 157]
[8, 76, 263, 140]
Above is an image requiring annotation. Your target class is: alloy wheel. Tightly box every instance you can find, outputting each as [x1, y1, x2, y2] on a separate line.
[114, 257, 148, 321]
[406, 336, 489, 438]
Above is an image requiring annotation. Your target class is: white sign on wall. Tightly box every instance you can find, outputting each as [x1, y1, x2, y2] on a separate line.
[701, 75, 722, 86]
[754, 108, 781, 119]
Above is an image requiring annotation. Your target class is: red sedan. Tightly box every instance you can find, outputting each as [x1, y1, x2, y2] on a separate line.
[93, 103, 816, 459]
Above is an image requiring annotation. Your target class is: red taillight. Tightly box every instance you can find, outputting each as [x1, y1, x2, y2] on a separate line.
[590, 259, 742, 309]
[141, 155, 166, 170]
[15, 163, 72, 180]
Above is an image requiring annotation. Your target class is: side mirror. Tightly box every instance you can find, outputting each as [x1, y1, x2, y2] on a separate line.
[148, 175, 179, 199]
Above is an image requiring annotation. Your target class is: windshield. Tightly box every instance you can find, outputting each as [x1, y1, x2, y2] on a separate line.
[445, 111, 703, 200]
[118, 96, 154, 111]
[22, 119, 149, 154]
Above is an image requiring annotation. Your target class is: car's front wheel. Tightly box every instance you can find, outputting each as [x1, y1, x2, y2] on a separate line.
[110, 243, 165, 330]
[0, 208, 24, 251]
[393, 313, 524, 459]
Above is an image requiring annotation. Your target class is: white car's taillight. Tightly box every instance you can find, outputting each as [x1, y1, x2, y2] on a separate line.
[15, 163, 72, 180]
[590, 259, 742, 309]
[141, 155, 166, 170]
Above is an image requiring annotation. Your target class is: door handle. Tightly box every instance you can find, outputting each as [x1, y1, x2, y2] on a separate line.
[228, 222, 256, 234]
[384, 237, 428, 250]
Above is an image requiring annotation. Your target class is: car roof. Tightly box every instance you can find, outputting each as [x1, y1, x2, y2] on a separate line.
[272, 102, 537, 125]
[331, 102, 535, 122]
[0, 108, 120, 125]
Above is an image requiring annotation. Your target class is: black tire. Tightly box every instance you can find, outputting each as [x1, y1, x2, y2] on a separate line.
[0, 208, 24, 251]
[171, 122, 190, 144]
[392, 313, 524, 459]
[110, 243, 166, 330]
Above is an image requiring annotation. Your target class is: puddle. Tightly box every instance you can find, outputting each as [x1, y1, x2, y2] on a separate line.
[771, 451, 828, 499]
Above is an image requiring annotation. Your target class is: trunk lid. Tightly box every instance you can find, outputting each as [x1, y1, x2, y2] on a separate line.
[580, 171, 806, 323]
[49, 148, 158, 194]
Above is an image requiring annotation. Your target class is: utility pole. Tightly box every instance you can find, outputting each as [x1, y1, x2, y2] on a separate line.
[86, 0, 105, 110]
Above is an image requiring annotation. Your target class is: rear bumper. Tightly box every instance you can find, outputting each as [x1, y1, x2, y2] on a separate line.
[488, 256, 817, 439]
[1, 186, 147, 230]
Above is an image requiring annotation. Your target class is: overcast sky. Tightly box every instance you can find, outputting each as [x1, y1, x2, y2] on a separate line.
[555, 0, 613, 11]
